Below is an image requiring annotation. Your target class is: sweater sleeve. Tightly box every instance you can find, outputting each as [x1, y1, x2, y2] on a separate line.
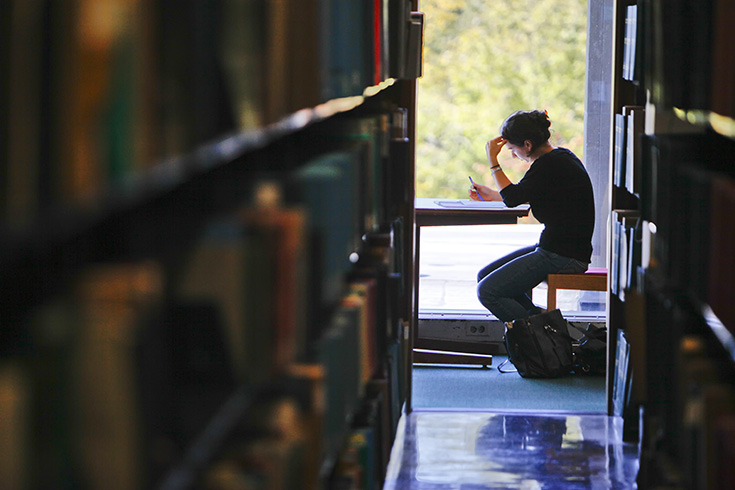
[499, 165, 540, 207]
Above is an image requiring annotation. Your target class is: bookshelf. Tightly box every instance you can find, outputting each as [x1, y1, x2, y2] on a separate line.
[608, 0, 735, 487]
[1, 1, 420, 488]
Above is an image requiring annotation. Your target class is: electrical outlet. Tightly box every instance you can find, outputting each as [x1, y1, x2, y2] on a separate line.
[465, 324, 488, 336]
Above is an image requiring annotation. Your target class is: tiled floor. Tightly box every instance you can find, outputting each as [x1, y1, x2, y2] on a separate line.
[383, 411, 640, 489]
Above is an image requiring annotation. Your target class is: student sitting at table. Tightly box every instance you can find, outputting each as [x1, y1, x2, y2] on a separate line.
[469, 110, 595, 322]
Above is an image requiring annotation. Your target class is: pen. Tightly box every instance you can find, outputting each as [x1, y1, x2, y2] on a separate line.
[469, 176, 484, 201]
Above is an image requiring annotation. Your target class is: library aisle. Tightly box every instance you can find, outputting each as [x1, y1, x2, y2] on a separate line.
[383, 411, 640, 489]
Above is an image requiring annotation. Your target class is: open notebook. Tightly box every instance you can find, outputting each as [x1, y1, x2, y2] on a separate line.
[433, 199, 521, 209]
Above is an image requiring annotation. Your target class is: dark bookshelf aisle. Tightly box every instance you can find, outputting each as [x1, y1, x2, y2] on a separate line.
[608, 1, 735, 488]
[1, 1, 421, 489]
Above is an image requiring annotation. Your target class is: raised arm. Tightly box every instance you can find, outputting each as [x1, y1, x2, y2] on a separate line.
[486, 136, 512, 191]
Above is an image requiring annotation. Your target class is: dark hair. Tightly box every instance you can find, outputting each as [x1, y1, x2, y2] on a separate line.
[500, 110, 551, 152]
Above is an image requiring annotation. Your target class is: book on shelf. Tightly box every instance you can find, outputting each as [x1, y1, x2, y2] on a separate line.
[682, 168, 712, 299]
[622, 288, 647, 425]
[612, 329, 631, 418]
[386, 336, 405, 434]
[343, 278, 379, 387]
[626, 216, 642, 291]
[240, 204, 310, 371]
[284, 363, 327, 490]
[291, 151, 361, 328]
[354, 380, 394, 486]
[334, 378, 393, 488]
[613, 113, 627, 189]
[264, 0, 323, 125]
[3, 0, 44, 227]
[611, 209, 640, 297]
[220, 0, 267, 130]
[224, 0, 396, 126]
[624, 106, 645, 196]
[405, 11, 424, 79]
[640, 219, 655, 271]
[714, 415, 735, 490]
[708, 175, 735, 333]
[157, 1, 236, 158]
[639, 134, 701, 279]
[310, 116, 387, 236]
[320, 0, 372, 101]
[647, 1, 689, 109]
[617, 219, 628, 296]
[318, 304, 362, 462]
[202, 396, 311, 490]
[176, 200, 309, 384]
[681, 381, 735, 490]
[331, 426, 377, 489]
[61, 1, 164, 200]
[652, 0, 715, 111]
[639, 134, 656, 222]
[373, 0, 387, 85]
[141, 300, 238, 479]
[622, 4, 637, 82]
[711, 0, 735, 118]
[0, 360, 30, 490]
[685, 0, 713, 112]
[366, 377, 392, 479]
[388, 0, 410, 80]
[71, 262, 165, 490]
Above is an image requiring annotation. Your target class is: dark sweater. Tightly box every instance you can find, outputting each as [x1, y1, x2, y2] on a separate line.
[500, 147, 595, 263]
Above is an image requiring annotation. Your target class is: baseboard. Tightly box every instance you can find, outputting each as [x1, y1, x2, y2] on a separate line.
[417, 313, 606, 354]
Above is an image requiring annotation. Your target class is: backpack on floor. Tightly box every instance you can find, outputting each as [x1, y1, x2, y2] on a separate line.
[571, 323, 607, 376]
[498, 309, 575, 378]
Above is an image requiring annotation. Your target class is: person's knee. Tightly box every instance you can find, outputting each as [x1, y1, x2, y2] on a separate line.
[477, 281, 498, 307]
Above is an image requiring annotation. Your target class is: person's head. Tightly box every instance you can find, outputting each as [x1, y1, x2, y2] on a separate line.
[500, 110, 551, 161]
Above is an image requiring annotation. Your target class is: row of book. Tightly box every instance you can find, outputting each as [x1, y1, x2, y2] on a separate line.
[643, 0, 735, 119]
[0, 0, 417, 230]
[633, 298, 735, 489]
[0, 214, 407, 488]
[609, 209, 641, 299]
[613, 2, 735, 485]
[195, 332, 406, 490]
[0, 110, 412, 486]
[638, 132, 735, 334]
[612, 106, 644, 197]
[675, 333, 735, 490]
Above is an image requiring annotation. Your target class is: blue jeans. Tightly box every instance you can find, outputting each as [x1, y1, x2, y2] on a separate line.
[477, 244, 588, 322]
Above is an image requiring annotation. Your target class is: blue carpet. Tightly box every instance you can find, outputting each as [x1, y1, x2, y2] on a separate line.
[412, 356, 607, 412]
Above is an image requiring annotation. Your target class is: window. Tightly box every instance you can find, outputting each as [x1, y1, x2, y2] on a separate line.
[416, 0, 612, 321]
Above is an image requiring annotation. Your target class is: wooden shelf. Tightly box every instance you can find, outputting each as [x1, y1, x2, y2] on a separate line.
[158, 385, 259, 490]
[0, 81, 402, 316]
[674, 108, 735, 140]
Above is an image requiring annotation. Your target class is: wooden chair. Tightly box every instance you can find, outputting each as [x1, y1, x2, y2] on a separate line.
[546, 267, 608, 311]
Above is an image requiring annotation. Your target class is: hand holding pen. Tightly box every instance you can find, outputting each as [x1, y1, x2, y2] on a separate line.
[468, 176, 485, 201]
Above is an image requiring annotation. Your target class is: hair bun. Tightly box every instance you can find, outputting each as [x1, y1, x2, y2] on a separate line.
[500, 109, 552, 149]
[534, 110, 551, 128]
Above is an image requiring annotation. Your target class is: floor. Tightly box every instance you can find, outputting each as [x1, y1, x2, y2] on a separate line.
[388, 226, 638, 489]
[382, 411, 640, 489]
[411, 358, 607, 412]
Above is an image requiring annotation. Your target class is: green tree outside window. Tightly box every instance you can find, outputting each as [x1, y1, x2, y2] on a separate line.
[417, 0, 588, 200]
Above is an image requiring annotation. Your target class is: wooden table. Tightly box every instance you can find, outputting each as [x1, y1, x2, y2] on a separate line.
[415, 198, 530, 227]
[413, 198, 530, 365]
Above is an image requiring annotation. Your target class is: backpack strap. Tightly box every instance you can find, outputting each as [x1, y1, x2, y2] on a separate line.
[497, 358, 518, 374]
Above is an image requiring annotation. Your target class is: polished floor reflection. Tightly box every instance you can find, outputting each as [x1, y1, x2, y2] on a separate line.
[383, 411, 639, 489]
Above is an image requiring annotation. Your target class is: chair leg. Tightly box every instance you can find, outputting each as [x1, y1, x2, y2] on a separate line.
[547, 285, 556, 310]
